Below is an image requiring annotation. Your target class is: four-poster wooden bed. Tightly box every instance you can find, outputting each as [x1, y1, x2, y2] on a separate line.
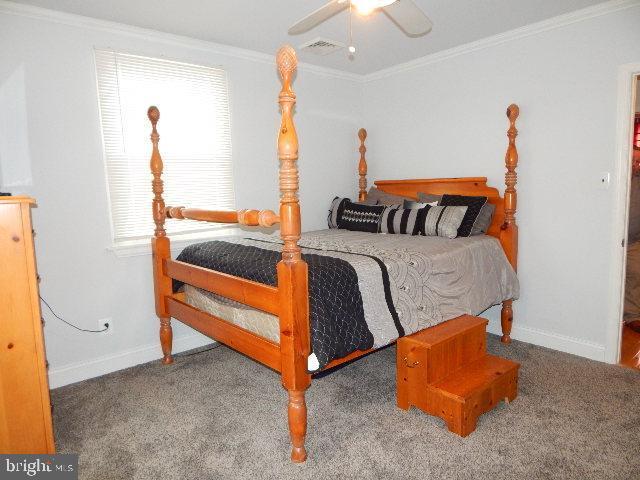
[147, 45, 519, 462]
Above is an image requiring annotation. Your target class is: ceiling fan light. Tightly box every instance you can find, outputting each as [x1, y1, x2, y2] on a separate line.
[352, 0, 397, 15]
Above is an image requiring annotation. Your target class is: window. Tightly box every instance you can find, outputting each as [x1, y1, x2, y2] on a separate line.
[95, 50, 234, 245]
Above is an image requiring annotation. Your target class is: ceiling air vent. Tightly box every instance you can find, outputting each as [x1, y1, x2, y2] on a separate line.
[299, 37, 345, 56]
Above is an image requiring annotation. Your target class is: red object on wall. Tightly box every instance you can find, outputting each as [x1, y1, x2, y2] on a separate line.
[633, 113, 640, 176]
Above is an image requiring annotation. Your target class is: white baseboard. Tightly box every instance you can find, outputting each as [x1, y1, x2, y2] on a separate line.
[48, 320, 607, 388]
[487, 320, 606, 362]
[48, 334, 213, 389]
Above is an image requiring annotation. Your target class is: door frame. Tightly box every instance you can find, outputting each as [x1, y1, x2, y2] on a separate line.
[606, 64, 640, 364]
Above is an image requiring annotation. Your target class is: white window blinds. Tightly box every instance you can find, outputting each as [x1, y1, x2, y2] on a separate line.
[95, 50, 235, 244]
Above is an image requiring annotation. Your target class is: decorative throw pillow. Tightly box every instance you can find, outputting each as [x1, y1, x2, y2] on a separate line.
[417, 193, 442, 204]
[328, 197, 348, 228]
[366, 187, 411, 206]
[379, 206, 421, 235]
[438, 194, 488, 237]
[403, 199, 437, 209]
[471, 203, 496, 235]
[333, 199, 386, 233]
[380, 205, 467, 238]
[415, 205, 468, 239]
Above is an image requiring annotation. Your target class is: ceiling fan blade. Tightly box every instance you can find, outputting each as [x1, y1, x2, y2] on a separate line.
[288, 0, 349, 35]
[383, 0, 433, 37]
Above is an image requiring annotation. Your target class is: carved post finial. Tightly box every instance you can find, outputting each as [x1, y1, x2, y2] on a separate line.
[148, 105, 160, 126]
[277, 46, 300, 262]
[148, 106, 166, 237]
[277, 45, 297, 94]
[358, 128, 368, 202]
[504, 104, 519, 229]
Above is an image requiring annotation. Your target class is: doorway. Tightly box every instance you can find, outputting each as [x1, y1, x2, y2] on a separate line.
[620, 74, 640, 369]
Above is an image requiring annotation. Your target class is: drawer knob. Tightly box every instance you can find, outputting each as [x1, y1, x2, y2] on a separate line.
[7, 342, 14, 349]
[12, 235, 20, 242]
[403, 356, 419, 368]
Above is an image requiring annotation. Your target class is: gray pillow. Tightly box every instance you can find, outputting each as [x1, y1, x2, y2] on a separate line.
[417, 192, 442, 204]
[367, 187, 411, 206]
[471, 203, 496, 235]
[358, 196, 378, 206]
[404, 199, 437, 209]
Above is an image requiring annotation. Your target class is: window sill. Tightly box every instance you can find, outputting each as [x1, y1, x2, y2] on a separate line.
[107, 228, 238, 258]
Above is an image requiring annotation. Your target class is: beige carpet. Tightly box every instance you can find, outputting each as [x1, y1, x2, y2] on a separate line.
[52, 335, 640, 479]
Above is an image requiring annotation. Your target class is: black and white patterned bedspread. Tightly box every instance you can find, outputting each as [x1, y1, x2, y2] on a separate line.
[174, 237, 401, 370]
[173, 230, 520, 371]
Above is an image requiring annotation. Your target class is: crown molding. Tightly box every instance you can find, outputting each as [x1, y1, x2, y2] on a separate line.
[0, 0, 362, 82]
[363, 0, 640, 82]
[1, 0, 637, 83]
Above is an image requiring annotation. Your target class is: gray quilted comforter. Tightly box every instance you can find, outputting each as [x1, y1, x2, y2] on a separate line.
[175, 229, 519, 371]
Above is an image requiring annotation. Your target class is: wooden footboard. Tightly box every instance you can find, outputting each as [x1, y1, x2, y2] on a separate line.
[166, 296, 281, 371]
[165, 259, 279, 315]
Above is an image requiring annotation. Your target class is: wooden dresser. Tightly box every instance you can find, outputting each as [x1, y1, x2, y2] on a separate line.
[0, 196, 55, 453]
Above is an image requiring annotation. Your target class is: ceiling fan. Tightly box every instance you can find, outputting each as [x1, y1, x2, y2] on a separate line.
[288, 0, 433, 37]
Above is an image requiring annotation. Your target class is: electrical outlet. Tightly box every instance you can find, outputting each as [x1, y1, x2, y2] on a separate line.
[97, 318, 112, 335]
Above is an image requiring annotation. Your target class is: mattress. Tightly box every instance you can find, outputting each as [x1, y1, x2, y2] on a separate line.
[180, 229, 519, 365]
[184, 284, 280, 343]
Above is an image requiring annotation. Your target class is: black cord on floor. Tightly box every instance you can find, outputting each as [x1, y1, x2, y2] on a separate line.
[40, 296, 109, 333]
[176, 343, 222, 357]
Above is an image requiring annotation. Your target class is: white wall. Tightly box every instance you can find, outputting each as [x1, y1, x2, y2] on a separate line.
[0, 7, 363, 387]
[2, 2, 638, 388]
[363, 6, 640, 360]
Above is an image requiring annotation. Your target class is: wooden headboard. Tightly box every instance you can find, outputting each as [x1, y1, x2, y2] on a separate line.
[357, 105, 520, 272]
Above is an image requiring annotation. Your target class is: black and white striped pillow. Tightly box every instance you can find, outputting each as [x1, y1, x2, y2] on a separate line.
[416, 205, 468, 238]
[380, 205, 468, 239]
[379, 206, 421, 235]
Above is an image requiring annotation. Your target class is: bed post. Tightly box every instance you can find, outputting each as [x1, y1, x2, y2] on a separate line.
[500, 104, 519, 344]
[148, 106, 173, 364]
[358, 128, 368, 202]
[275, 46, 311, 463]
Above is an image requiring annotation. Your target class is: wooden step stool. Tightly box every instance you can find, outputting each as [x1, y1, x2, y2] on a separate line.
[397, 315, 519, 436]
